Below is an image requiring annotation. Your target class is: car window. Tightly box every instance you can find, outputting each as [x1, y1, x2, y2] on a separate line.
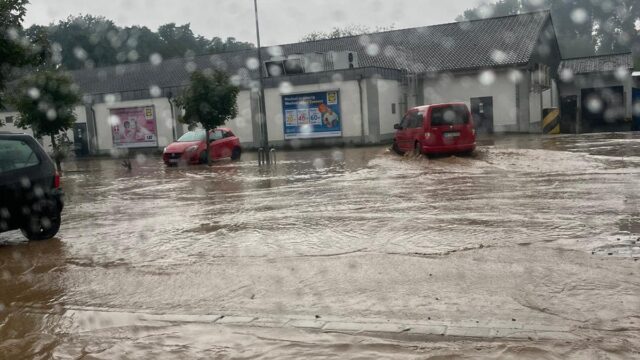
[0, 139, 40, 173]
[430, 105, 469, 126]
[209, 130, 224, 141]
[399, 113, 412, 128]
[177, 131, 205, 142]
[410, 112, 424, 128]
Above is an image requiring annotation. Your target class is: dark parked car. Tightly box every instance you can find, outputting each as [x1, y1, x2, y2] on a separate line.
[0, 132, 63, 241]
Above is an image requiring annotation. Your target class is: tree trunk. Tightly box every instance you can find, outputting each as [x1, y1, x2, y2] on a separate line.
[50, 133, 61, 172]
[205, 128, 211, 166]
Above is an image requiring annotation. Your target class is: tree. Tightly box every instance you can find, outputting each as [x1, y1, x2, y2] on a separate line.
[0, 0, 46, 109]
[27, 15, 254, 71]
[300, 24, 395, 42]
[455, 0, 639, 58]
[174, 70, 239, 165]
[10, 70, 81, 171]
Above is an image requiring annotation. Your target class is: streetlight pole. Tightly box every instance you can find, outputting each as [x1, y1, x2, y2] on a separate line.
[253, 0, 270, 164]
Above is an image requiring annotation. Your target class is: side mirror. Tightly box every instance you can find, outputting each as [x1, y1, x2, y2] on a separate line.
[393, 123, 402, 130]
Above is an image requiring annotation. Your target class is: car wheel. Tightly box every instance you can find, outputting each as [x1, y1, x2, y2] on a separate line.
[413, 142, 422, 157]
[231, 147, 241, 161]
[21, 214, 61, 241]
[392, 142, 404, 155]
[199, 151, 207, 164]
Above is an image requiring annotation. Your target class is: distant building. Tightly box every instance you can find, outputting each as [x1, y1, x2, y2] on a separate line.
[2, 10, 633, 155]
[557, 53, 635, 133]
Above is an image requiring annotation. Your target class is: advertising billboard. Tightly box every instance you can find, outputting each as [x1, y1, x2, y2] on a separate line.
[110, 106, 158, 148]
[282, 90, 341, 139]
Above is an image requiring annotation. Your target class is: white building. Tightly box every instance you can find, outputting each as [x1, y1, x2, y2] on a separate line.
[2, 11, 580, 155]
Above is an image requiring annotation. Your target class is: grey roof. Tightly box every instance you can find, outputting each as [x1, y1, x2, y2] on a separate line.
[559, 53, 633, 74]
[70, 11, 552, 96]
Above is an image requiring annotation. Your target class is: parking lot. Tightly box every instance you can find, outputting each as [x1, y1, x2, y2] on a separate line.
[1, 133, 639, 359]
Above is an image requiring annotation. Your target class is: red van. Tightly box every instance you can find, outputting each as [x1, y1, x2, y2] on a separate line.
[392, 102, 476, 155]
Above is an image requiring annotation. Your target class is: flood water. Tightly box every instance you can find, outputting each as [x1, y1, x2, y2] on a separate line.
[1, 133, 639, 359]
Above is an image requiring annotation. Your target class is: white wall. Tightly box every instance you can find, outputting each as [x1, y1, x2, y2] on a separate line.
[92, 98, 175, 153]
[423, 70, 518, 132]
[377, 79, 401, 136]
[224, 90, 253, 145]
[1, 106, 85, 154]
[263, 80, 363, 142]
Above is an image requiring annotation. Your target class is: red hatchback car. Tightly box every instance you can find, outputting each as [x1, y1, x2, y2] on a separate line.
[393, 102, 476, 156]
[163, 128, 241, 165]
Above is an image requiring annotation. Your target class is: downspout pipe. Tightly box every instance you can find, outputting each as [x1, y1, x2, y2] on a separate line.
[167, 91, 176, 141]
[358, 75, 365, 145]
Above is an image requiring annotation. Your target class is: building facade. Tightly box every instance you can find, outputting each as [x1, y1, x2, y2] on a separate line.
[1, 10, 633, 155]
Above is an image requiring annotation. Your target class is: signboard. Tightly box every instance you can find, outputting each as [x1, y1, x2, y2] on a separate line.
[110, 106, 158, 148]
[282, 90, 342, 139]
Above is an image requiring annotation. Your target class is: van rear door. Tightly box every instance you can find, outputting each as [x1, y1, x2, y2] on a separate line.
[427, 104, 474, 146]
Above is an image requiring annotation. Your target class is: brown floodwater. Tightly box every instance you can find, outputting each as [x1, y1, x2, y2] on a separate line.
[1, 133, 639, 359]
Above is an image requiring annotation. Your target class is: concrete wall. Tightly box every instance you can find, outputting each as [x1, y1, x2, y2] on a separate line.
[422, 70, 519, 132]
[263, 80, 365, 146]
[1, 106, 85, 154]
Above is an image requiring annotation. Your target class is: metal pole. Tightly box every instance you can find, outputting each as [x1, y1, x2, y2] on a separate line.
[253, 0, 270, 164]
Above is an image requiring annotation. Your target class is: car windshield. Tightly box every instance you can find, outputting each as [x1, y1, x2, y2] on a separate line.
[177, 131, 205, 142]
[2, 0, 639, 358]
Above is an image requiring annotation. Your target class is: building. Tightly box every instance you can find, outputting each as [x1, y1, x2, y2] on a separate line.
[0, 10, 614, 155]
[557, 53, 635, 133]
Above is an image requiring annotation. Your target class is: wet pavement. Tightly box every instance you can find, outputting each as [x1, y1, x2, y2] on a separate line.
[1, 132, 639, 359]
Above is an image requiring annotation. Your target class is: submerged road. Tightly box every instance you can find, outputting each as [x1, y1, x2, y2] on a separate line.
[1, 133, 639, 359]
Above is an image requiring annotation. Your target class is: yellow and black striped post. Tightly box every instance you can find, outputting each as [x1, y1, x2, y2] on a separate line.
[542, 107, 560, 134]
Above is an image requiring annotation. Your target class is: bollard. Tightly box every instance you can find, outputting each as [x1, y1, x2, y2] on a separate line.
[269, 148, 276, 165]
[542, 108, 560, 134]
[257, 147, 265, 166]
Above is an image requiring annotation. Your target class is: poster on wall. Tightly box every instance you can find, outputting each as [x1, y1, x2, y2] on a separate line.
[282, 90, 342, 139]
[110, 106, 158, 148]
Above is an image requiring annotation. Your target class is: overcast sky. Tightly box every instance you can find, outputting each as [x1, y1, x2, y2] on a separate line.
[24, 0, 485, 46]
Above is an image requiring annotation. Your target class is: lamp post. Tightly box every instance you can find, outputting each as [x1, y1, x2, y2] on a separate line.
[253, 0, 270, 164]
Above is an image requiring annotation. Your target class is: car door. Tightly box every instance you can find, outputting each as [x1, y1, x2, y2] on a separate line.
[395, 112, 414, 152]
[208, 130, 225, 159]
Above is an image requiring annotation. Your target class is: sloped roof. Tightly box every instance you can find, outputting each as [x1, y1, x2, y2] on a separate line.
[70, 11, 552, 96]
[559, 53, 633, 74]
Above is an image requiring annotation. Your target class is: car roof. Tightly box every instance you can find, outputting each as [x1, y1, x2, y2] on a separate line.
[409, 102, 468, 112]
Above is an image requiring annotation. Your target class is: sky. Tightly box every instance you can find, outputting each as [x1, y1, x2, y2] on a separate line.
[23, 0, 485, 46]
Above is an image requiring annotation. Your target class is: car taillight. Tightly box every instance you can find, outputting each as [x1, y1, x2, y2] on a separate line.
[54, 172, 61, 189]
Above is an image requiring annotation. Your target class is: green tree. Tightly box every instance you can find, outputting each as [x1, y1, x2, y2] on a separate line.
[174, 70, 239, 165]
[300, 24, 395, 42]
[27, 16, 254, 71]
[10, 70, 81, 171]
[455, 0, 639, 58]
[0, 0, 46, 109]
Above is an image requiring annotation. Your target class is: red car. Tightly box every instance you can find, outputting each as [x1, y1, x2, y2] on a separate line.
[393, 102, 476, 155]
[163, 128, 242, 165]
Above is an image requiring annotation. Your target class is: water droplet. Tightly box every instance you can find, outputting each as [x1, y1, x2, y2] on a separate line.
[614, 66, 629, 81]
[28, 87, 40, 99]
[246, 57, 259, 70]
[73, 46, 87, 60]
[278, 81, 293, 94]
[559, 68, 574, 82]
[587, 97, 603, 113]
[149, 53, 163, 66]
[366, 43, 380, 56]
[313, 158, 325, 169]
[571, 8, 588, 24]
[149, 85, 161, 98]
[46, 109, 57, 120]
[185, 62, 197, 73]
[490, 50, 507, 64]
[267, 46, 283, 57]
[508, 69, 523, 83]
[135, 153, 147, 164]
[104, 93, 117, 104]
[108, 115, 120, 126]
[478, 70, 495, 86]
